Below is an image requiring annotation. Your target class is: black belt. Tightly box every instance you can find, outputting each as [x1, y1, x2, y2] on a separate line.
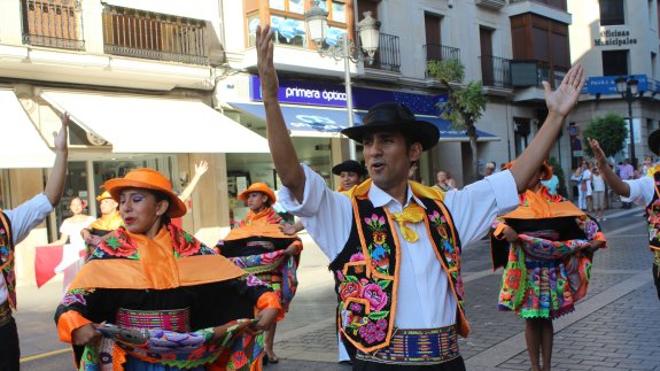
[0, 301, 12, 327]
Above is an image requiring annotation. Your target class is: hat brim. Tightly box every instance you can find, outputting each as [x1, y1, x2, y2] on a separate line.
[238, 189, 276, 205]
[649, 129, 660, 156]
[104, 178, 187, 218]
[332, 163, 367, 176]
[340, 120, 440, 151]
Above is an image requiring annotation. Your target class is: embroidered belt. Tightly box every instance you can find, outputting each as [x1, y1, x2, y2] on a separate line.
[0, 300, 12, 327]
[355, 325, 460, 365]
[116, 307, 190, 332]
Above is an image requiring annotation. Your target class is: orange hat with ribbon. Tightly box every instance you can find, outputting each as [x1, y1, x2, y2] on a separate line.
[502, 160, 553, 181]
[238, 182, 276, 204]
[103, 168, 187, 218]
[96, 190, 113, 202]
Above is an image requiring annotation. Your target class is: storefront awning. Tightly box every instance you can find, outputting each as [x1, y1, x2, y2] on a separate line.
[41, 91, 269, 153]
[0, 90, 55, 168]
[229, 102, 353, 138]
[413, 115, 500, 142]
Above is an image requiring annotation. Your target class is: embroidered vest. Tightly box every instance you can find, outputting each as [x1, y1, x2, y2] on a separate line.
[0, 212, 15, 309]
[329, 181, 469, 354]
[644, 171, 660, 263]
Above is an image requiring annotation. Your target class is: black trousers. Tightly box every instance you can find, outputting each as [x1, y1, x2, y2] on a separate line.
[653, 263, 660, 300]
[353, 356, 466, 371]
[0, 317, 20, 371]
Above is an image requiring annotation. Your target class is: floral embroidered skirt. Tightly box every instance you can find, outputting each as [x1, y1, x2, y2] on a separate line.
[498, 246, 576, 320]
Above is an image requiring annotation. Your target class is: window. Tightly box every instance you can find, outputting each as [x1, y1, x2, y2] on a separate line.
[653, 52, 658, 79]
[247, 13, 259, 47]
[602, 50, 629, 76]
[599, 0, 624, 25]
[271, 15, 306, 47]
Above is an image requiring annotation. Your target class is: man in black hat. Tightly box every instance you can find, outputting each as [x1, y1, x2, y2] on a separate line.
[256, 23, 585, 370]
[333, 160, 368, 192]
[590, 132, 660, 300]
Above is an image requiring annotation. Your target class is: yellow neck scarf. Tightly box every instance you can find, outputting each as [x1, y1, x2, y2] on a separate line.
[391, 203, 426, 243]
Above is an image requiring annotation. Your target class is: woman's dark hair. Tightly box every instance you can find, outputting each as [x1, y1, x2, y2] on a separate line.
[150, 190, 172, 224]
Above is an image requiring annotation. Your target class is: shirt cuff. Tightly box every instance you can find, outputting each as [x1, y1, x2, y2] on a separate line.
[57, 310, 92, 343]
[484, 170, 520, 215]
[277, 164, 322, 217]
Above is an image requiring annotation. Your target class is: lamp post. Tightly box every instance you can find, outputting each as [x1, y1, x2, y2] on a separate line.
[305, 2, 381, 160]
[615, 76, 640, 169]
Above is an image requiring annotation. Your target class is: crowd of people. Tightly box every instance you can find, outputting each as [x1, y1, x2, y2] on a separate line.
[0, 21, 658, 371]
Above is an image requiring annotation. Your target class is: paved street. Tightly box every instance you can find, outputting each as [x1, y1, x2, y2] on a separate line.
[16, 207, 660, 370]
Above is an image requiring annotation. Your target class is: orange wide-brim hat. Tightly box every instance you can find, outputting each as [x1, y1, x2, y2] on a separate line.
[502, 160, 553, 181]
[96, 190, 113, 202]
[103, 168, 187, 218]
[238, 182, 276, 204]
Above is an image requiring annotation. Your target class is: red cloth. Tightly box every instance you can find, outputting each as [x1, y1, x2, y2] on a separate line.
[34, 245, 63, 288]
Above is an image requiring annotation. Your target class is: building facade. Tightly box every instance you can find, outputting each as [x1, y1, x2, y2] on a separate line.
[0, 0, 270, 286]
[568, 0, 660, 168]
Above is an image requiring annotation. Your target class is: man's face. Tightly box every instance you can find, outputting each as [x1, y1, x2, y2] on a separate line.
[484, 166, 495, 176]
[99, 198, 118, 215]
[339, 171, 360, 190]
[363, 131, 421, 191]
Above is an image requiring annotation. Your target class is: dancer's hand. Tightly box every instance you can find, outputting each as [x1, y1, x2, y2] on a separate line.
[253, 308, 279, 332]
[279, 223, 298, 236]
[588, 138, 608, 167]
[543, 64, 585, 118]
[194, 161, 209, 177]
[72, 323, 100, 346]
[501, 225, 519, 243]
[54, 113, 70, 153]
[256, 24, 278, 102]
[212, 320, 253, 341]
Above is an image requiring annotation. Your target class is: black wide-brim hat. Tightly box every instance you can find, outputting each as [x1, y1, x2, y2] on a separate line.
[332, 160, 367, 176]
[340, 102, 440, 151]
[649, 129, 660, 156]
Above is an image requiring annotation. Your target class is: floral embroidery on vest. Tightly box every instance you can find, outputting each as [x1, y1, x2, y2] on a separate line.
[0, 212, 16, 309]
[334, 192, 464, 354]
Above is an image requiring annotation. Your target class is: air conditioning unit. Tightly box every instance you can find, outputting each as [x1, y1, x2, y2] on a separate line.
[476, 0, 506, 11]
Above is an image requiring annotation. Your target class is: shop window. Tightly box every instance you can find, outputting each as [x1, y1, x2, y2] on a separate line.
[270, 0, 304, 14]
[271, 15, 306, 47]
[247, 13, 259, 47]
[602, 49, 629, 76]
[599, 0, 624, 26]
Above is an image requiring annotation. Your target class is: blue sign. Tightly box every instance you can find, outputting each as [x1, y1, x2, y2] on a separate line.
[249, 75, 447, 115]
[583, 74, 660, 95]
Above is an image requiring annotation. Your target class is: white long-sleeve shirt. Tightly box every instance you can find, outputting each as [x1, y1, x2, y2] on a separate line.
[0, 194, 54, 305]
[279, 164, 519, 329]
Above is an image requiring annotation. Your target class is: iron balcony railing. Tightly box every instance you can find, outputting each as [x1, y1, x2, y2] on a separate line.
[21, 0, 85, 50]
[365, 32, 401, 73]
[425, 43, 461, 62]
[102, 5, 208, 65]
[510, 59, 568, 88]
[480, 55, 512, 88]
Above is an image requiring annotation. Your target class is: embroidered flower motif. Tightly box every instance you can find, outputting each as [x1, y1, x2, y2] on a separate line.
[339, 281, 361, 300]
[358, 321, 386, 344]
[172, 228, 202, 257]
[372, 231, 387, 245]
[245, 274, 267, 287]
[505, 269, 521, 290]
[98, 233, 139, 259]
[62, 288, 92, 306]
[361, 283, 388, 311]
[336, 270, 345, 282]
[349, 252, 365, 262]
[364, 214, 386, 231]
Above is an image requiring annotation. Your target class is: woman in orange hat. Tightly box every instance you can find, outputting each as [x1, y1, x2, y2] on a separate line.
[80, 190, 123, 255]
[55, 169, 282, 371]
[491, 162, 606, 371]
[218, 182, 302, 364]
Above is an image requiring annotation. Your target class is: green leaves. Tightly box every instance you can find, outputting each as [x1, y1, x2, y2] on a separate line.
[427, 59, 464, 84]
[368, 310, 389, 320]
[377, 280, 391, 290]
[582, 113, 628, 157]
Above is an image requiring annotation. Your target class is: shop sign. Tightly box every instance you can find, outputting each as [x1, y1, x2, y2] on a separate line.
[582, 74, 656, 95]
[594, 29, 637, 47]
[250, 75, 447, 115]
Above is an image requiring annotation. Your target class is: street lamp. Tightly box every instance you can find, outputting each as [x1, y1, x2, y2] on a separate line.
[305, 2, 381, 160]
[615, 76, 640, 168]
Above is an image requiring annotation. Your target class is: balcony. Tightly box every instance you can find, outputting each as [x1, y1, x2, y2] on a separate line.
[511, 60, 568, 88]
[480, 55, 512, 88]
[102, 5, 209, 65]
[21, 0, 85, 50]
[366, 32, 401, 73]
[425, 43, 461, 63]
[476, 0, 507, 11]
[509, 0, 567, 11]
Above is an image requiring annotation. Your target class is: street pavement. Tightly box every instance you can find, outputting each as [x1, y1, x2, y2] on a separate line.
[15, 206, 660, 370]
